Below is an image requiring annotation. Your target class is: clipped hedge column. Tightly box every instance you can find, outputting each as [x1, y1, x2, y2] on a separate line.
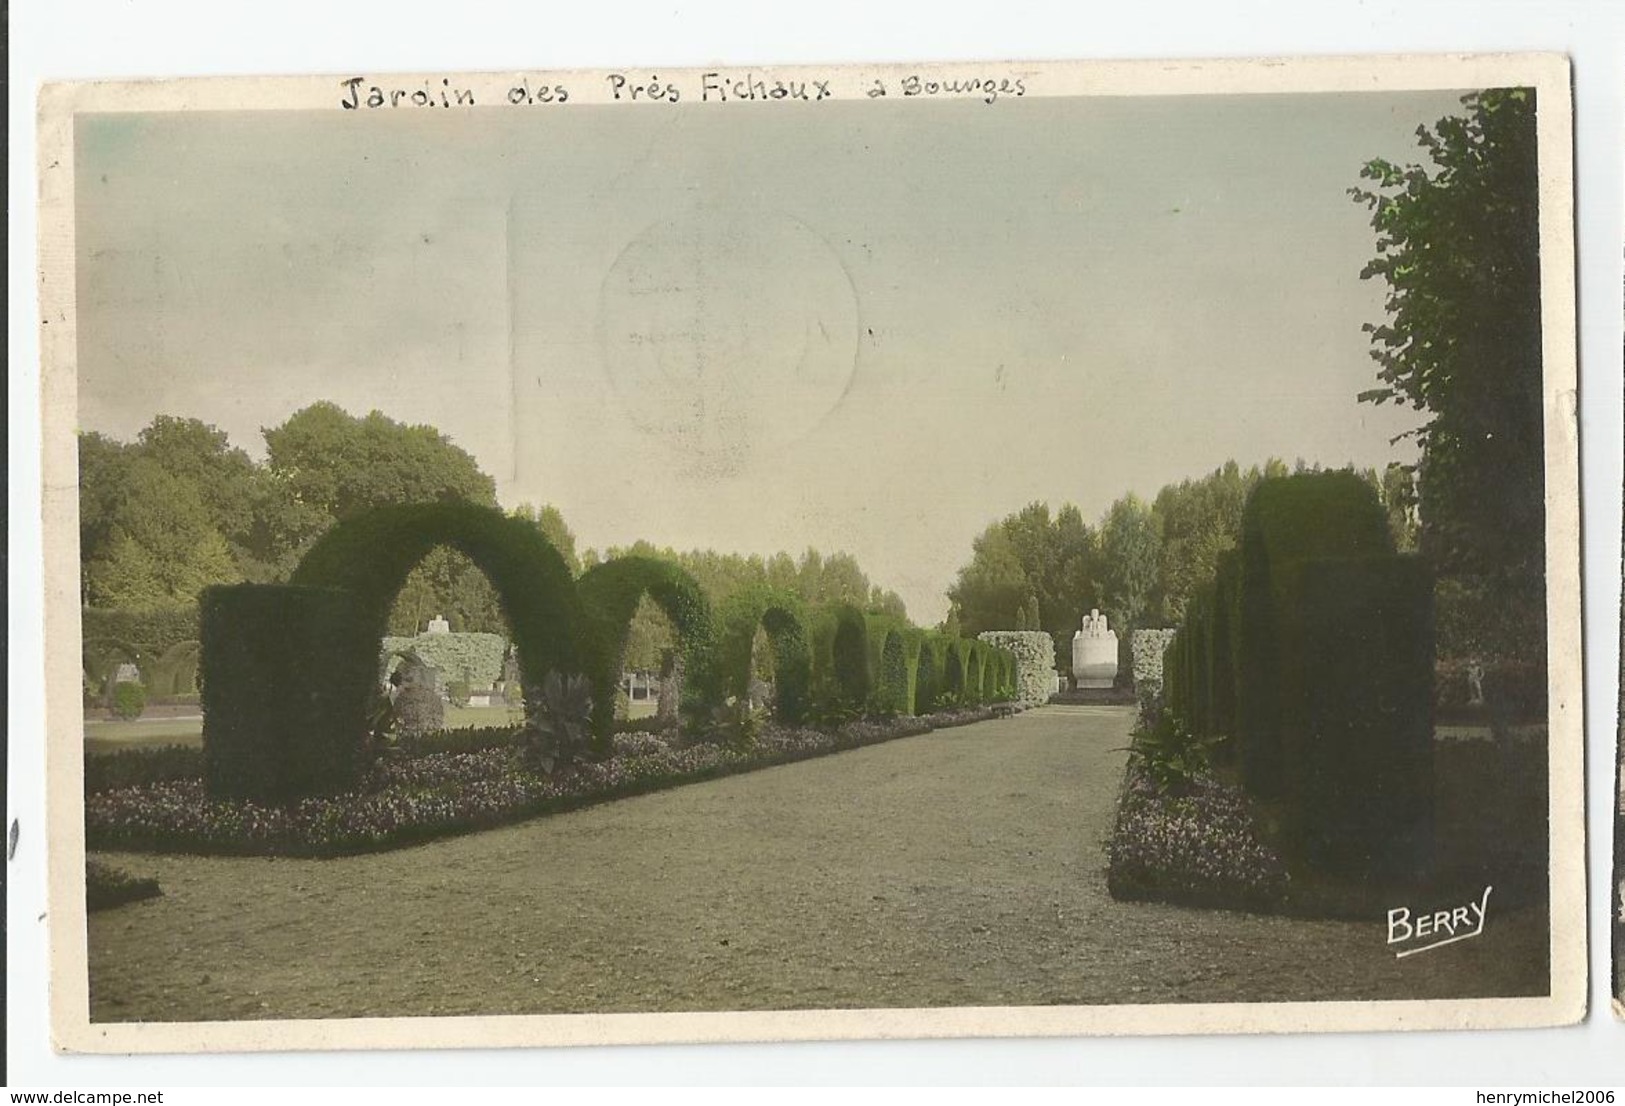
[1275, 555, 1435, 882]
[200, 584, 377, 802]
[1235, 472, 1395, 799]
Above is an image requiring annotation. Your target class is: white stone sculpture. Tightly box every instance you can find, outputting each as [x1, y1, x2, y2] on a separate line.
[1071, 608, 1119, 690]
[426, 614, 451, 635]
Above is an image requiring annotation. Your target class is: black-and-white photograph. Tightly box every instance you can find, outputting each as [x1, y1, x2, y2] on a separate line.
[35, 55, 1583, 1051]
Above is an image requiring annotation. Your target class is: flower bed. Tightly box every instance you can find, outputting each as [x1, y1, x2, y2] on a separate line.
[1105, 760, 1288, 913]
[86, 707, 1000, 858]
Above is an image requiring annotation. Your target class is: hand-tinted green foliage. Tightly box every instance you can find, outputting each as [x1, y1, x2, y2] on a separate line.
[710, 585, 812, 725]
[1126, 705, 1213, 798]
[1275, 556, 1435, 881]
[810, 603, 874, 714]
[521, 671, 596, 775]
[1235, 472, 1395, 797]
[912, 634, 942, 715]
[380, 631, 508, 688]
[110, 680, 147, 720]
[81, 606, 202, 698]
[200, 584, 378, 801]
[862, 614, 912, 716]
[1351, 89, 1543, 599]
[577, 555, 714, 753]
[290, 502, 583, 701]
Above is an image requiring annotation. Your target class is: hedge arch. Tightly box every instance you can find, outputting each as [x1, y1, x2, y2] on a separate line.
[83, 637, 144, 702]
[290, 502, 584, 698]
[964, 643, 986, 705]
[711, 585, 812, 724]
[863, 614, 914, 715]
[147, 639, 202, 698]
[576, 555, 714, 752]
[912, 633, 941, 714]
[943, 639, 969, 701]
[809, 603, 872, 711]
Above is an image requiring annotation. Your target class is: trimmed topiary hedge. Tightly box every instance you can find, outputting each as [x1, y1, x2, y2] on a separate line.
[1235, 472, 1395, 798]
[1275, 555, 1435, 881]
[807, 603, 872, 713]
[912, 633, 943, 714]
[864, 617, 913, 716]
[200, 583, 378, 802]
[577, 555, 715, 753]
[943, 638, 970, 703]
[710, 585, 811, 724]
[290, 502, 584, 702]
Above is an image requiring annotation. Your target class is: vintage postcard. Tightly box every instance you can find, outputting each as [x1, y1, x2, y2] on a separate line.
[37, 52, 1582, 1053]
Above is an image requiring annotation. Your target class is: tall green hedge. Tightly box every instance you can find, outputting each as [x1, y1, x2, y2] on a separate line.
[943, 639, 969, 701]
[290, 502, 583, 699]
[1210, 550, 1241, 749]
[863, 615, 913, 715]
[913, 633, 942, 714]
[1275, 555, 1435, 880]
[200, 584, 377, 801]
[711, 585, 811, 724]
[1235, 472, 1395, 797]
[808, 603, 872, 712]
[82, 605, 202, 695]
[577, 555, 714, 751]
[963, 642, 985, 704]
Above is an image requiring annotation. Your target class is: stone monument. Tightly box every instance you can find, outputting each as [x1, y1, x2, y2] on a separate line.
[1071, 608, 1119, 690]
[426, 614, 451, 634]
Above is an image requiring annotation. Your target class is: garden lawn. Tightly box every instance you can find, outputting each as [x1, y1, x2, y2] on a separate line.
[88, 705, 1547, 1022]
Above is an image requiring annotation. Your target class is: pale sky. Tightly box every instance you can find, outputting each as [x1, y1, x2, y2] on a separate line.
[75, 90, 1466, 623]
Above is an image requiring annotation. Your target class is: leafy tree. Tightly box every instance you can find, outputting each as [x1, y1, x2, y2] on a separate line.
[263, 402, 497, 522]
[1350, 88, 1543, 590]
[81, 456, 239, 609]
[510, 503, 581, 577]
[1149, 461, 1257, 624]
[1097, 493, 1162, 631]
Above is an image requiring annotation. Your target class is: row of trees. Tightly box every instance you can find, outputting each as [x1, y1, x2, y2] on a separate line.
[945, 461, 1417, 671]
[80, 403, 908, 650]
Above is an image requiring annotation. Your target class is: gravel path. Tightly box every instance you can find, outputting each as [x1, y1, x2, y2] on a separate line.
[87, 705, 1547, 1021]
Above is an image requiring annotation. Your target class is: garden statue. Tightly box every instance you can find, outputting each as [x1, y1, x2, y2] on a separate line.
[1071, 608, 1119, 690]
[427, 614, 451, 634]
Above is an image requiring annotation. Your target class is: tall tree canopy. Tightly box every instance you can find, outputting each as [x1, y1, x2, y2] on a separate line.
[263, 402, 497, 522]
[1350, 88, 1543, 587]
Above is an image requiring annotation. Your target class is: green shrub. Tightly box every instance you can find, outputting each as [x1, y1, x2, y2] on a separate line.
[576, 555, 714, 754]
[1125, 708, 1214, 797]
[521, 670, 595, 775]
[1235, 472, 1394, 798]
[199, 583, 377, 802]
[705, 696, 766, 750]
[110, 680, 146, 720]
[1275, 555, 1435, 882]
[290, 501, 584, 712]
[445, 679, 472, 708]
